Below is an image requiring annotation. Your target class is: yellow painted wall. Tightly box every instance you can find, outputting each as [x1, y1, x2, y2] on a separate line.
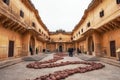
[0, 24, 22, 59]
[101, 29, 120, 58]
[50, 33, 72, 42]
[73, 0, 120, 39]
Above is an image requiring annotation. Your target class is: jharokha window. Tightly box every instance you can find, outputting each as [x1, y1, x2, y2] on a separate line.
[32, 22, 36, 27]
[116, 0, 120, 4]
[3, 0, 10, 5]
[39, 29, 41, 32]
[100, 10, 104, 18]
[20, 10, 24, 18]
[87, 22, 90, 27]
[81, 28, 83, 32]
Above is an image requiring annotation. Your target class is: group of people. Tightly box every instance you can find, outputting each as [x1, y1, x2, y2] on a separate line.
[30, 46, 81, 57]
[68, 48, 81, 57]
[30, 47, 38, 55]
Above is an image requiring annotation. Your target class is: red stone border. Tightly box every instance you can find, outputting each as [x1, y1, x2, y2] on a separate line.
[26, 61, 89, 69]
[26, 53, 67, 69]
[26, 62, 105, 80]
[26, 53, 105, 80]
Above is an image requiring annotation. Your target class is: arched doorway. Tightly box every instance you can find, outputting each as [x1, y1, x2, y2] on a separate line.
[88, 36, 94, 55]
[58, 43, 63, 52]
[59, 45, 62, 52]
[29, 36, 35, 55]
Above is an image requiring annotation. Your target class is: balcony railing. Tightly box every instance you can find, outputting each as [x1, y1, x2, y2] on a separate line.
[0, 1, 29, 29]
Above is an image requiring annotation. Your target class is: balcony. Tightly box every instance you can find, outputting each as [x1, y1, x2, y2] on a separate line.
[0, 1, 28, 34]
[96, 16, 120, 33]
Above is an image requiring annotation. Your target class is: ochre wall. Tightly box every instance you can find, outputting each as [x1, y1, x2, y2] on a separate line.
[50, 33, 72, 42]
[0, 24, 22, 59]
[73, 0, 120, 40]
[101, 29, 120, 59]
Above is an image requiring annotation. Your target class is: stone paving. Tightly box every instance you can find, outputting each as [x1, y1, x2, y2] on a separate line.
[0, 53, 120, 80]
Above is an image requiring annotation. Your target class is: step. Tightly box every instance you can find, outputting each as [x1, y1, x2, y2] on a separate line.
[0, 54, 47, 69]
[0, 58, 22, 69]
[76, 54, 99, 61]
[22, 54, 47, 61]
[99, 58, 120, 67]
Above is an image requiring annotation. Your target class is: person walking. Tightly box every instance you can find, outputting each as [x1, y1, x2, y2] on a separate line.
[68, 48, 73, 57]
[36, 48, 38, 54]
[30, 46, 33, 55]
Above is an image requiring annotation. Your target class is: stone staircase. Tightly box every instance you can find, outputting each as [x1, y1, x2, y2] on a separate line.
[22, 54, 47, 61]
[0, 54, 47, 69]
[76, 54, 120, 67]
[99, 57, 120, 67]
[76, 54, 99, 61]
[0, 58, 22, 69]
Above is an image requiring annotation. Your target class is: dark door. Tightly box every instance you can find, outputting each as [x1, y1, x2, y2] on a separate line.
[8, 41, 14, 57]
[110, 41, 116, 57]
[59, 46, 62, 52]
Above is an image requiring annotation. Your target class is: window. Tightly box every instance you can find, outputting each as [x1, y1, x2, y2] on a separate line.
[39, 29, 41, 32]
[87, 22, 90, 27]
[48, 37, 50, 40]
[116, 0, 120, 4]
[74, 36, 75, 38]
[76, 34, 78, 36]
[3, 0, 9, 5]
[79, 31, 80, 34]
[32, 22, 35, 27]
[20, 10, 24, 18]
[100, 10, 104, 17]
[81, 28, 83, 32]
[59, 37, 62, 40]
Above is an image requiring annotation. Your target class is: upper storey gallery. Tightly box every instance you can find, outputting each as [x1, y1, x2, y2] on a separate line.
[72, 0, 120, 40]
[0, 0, 49, 40]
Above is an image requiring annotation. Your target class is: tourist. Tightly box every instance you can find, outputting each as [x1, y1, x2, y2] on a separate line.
[68, 48, 73, 57]
[30, 46, 33, 55]
[36, 48, 38, 54]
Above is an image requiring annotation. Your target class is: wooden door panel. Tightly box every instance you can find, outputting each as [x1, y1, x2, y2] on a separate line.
[8, 41, 14, 57]
[110, 41, 116, 57]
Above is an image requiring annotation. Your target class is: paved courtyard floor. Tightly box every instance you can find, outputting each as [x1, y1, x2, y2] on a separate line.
[0, 53, 120, 80]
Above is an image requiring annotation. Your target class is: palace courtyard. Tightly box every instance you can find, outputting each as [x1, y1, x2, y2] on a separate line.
[0, 53, 120, 80]
[0, 0, 120, 80]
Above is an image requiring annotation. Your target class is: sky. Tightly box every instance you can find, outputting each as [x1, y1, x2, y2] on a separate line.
[31, 0, 92, 32]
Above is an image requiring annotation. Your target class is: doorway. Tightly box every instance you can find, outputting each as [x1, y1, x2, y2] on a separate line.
[59, 45, 62, 52]
[8, 40, 14, 57]
[88, 36, 94, 55]
[29, 36, 35, 55]
[110, 40, 116, 57]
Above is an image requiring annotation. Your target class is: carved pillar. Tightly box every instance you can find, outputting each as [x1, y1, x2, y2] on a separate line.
[93, 31, 102, 56]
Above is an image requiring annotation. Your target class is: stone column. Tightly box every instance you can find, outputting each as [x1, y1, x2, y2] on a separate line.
[22, 31, 30, 56]
[75, 42, 78, 51]
[93, 31, 102, 56]
[64, 43, 66, 52]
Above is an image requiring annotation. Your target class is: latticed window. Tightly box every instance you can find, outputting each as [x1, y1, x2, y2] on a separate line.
[87, 22, 90, 27]
[81, 28, 83, 32]
[3, 0, 9, 5]
[39, 29, 41, 32]
[100, 10, 104, 17]
[20, 10, 24, 18]
[116, 0, 120, 4]
[32, 22, 35, 27]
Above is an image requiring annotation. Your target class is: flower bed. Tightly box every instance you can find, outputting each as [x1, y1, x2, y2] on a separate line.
[26, 62, 105, 80]
[26, 53, 105, 80]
